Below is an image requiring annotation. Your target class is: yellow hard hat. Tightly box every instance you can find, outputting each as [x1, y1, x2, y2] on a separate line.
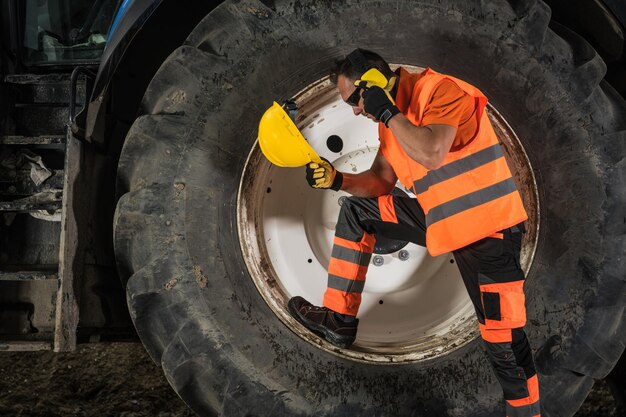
[258, 102, 322, 167]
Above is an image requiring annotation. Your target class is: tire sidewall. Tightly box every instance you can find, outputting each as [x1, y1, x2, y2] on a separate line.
[121, 1, 626, 416]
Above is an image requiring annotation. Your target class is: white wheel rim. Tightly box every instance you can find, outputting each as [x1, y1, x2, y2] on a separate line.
[238, 67, 538, 363]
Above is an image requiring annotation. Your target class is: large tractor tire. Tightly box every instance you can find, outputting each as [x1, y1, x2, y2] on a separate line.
[113, 0, 626, 416]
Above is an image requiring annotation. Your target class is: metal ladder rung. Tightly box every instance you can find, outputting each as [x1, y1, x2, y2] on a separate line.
[0, 135, 66, 146]
[3, 73, 72, 84]
[0, 271, 58, 281]
[0, 201, 62, 212]
[0, 191, 63, 212]
[0, 341, 52, 351]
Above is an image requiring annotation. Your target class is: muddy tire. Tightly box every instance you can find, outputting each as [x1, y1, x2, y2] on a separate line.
[113, 1, 626, 416]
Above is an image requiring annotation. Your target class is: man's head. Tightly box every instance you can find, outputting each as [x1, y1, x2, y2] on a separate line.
[330, 49, 395, 119]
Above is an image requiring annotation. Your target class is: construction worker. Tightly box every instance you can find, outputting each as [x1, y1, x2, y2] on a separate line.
[287, 49, 540, 417]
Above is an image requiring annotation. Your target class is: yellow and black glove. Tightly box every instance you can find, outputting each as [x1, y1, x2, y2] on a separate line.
[362, 86, 400, 127]
[306, 158, 343, 191]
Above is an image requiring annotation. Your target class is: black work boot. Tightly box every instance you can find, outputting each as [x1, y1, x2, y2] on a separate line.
[287, 296, 358, 348]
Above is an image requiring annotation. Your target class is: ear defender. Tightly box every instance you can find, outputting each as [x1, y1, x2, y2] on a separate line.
[356, 69, 396, 104]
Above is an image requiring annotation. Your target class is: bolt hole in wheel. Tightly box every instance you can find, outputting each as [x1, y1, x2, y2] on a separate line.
[326, 134, 344, 153]
[238, 66, 538, 363]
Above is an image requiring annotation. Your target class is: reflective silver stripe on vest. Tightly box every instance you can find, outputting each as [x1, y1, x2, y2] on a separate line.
[413, 144, 504, 194]
[505, 399, 541, 417]
[425, 178, 518, 226]
[327, 274, 366, 294]
[331, 245, 372, 267]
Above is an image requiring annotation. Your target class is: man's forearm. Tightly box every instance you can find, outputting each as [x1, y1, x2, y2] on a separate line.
[340, 170, 395, 197]
[387, 115, 455, 170]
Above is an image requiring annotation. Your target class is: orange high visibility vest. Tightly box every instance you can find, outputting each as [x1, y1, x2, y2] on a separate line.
[379, 68, 528, 256]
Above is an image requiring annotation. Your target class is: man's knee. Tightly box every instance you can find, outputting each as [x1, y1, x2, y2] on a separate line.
[339, 196, 374, 212]
[335, 197, 381, 241]
[337, 196, 363, 224]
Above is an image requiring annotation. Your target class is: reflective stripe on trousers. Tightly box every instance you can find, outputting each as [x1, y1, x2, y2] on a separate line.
[322, 195, 540, 415]
[322, 194, 422, 316]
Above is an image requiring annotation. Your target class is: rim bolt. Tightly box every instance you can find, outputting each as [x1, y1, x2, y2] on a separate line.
[338, 196, 347, 206]
[399, 250, 409, 261]
[372, 255, 384, 266]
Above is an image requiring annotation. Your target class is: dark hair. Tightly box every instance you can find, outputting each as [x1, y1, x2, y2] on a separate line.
[329, 48, 395, 84]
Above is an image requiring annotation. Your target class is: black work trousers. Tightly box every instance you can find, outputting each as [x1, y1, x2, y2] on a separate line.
[323, 195, 540, 417]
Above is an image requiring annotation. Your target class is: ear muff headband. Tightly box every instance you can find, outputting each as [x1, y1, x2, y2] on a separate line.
[345, 49, 396, 103]
[346, 49, 391, 87]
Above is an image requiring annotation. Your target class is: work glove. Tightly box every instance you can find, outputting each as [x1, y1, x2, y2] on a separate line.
[362, 86, 400, 127]
[306, 158, 343, 191]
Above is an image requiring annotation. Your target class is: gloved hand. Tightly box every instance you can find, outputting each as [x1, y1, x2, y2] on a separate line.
[306, 158, 343, 191]
[362, 86, 400, 127]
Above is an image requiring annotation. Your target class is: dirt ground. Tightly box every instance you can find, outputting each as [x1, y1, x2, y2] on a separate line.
[0, 342, 619, 417]
[0, 343, 194, 417]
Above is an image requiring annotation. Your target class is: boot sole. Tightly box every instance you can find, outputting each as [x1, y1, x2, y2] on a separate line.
[287, 299, 355, 349]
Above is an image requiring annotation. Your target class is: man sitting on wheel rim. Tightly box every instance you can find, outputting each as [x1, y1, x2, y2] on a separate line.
[287, 48, 541, 417]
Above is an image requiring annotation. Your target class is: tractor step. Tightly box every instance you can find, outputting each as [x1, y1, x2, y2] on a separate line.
[0, 70, 87, 352]
[0, 135, 66, 146]
[0, 191, 63, 212]
[0, 341, 53, 351]
[0, 271, 57, 281]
